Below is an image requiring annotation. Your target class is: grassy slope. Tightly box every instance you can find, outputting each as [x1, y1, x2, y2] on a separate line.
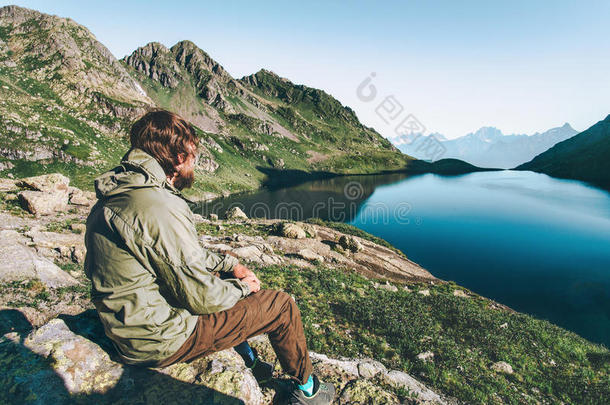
[252, 262, 609, 404]
[0, 12, 144, 191]
[0, 63, 129, 189]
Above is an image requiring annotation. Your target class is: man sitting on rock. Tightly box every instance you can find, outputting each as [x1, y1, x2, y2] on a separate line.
[84, 109, 334, 404]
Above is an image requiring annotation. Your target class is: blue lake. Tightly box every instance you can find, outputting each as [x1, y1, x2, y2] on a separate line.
[199, 170, 610, 347]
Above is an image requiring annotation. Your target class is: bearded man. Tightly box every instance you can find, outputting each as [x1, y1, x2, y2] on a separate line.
[84, 109, 334, 404]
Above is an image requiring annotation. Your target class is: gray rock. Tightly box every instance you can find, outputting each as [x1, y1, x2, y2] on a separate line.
[25, 229, 86, 264]
[0, 230, 79, 287]
[340, 379, 398, 404]
[18, 190, 69, 216]
[357, 359, 387, 379]
[296, 248, 323, 262]
[491, 361, 513, 374]
[0, 161, 15, 171]
[301, 223, 317, 238]
[0, 313, 264, 404]
[379, 281, 398, 292]
[199, 157, 219, 173]
[231, 245, 281, 265]
[0, 178, 18, 192]
[225, 206, 248, 220]
[382, 370, 445, 403]
[416, 351, 435, 363]
[309, 352, 359, 377]
[70, 223, 87, 234]
[68, 187, 96, 206]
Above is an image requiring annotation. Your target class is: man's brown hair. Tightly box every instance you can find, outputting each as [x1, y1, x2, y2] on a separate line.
[129, 109, 199, 176]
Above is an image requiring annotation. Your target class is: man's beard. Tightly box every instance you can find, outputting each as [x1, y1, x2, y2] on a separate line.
[173, 167, 195, 190]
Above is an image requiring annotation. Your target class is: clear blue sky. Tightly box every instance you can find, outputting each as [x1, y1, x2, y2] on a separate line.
[5, 0, 610, 139]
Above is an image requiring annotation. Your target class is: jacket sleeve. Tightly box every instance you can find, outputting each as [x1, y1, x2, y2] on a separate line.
[120, 202, 250, 315]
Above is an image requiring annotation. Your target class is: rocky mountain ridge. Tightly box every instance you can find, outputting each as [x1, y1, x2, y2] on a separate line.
[0, 4, 418, 199]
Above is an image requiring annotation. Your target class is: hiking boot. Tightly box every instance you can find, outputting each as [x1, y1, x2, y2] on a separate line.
[286, 374, 335, 405]
[250, 357, 274, 385]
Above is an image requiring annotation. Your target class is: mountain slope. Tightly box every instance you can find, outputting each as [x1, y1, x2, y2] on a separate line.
[0, 5, 484, 199]
[516, 115, 610, 188]
[397, 124, 578, 168]
[0, 5, 416, 196]
[0, 5, 154, 186]
[120, 42, 415, 197]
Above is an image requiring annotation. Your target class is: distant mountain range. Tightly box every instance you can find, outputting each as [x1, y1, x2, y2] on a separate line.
[396, 124, 578, 169]
[517, 114, 610, 189]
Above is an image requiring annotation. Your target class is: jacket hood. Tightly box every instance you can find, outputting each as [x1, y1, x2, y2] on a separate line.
[94, 148, 177, 199]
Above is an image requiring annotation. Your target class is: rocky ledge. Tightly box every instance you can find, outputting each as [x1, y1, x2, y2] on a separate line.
[1, 174, 450, 404]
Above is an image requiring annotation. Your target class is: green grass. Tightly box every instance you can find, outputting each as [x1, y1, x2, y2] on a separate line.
[249, 262, 610, 404]
[194, 221, 272, 238]
[45, 218, 84, 234]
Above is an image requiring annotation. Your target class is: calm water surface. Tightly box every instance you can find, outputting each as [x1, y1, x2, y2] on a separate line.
[200, 170, 610, 346]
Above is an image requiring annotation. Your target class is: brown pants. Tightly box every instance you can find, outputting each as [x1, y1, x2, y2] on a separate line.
[156, 289, 313, 385]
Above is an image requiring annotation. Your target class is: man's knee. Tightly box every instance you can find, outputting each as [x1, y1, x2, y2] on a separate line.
[262, 290, 300, 320]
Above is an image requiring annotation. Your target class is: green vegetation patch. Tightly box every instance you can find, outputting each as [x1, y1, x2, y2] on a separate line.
[250, 262, 610, 404]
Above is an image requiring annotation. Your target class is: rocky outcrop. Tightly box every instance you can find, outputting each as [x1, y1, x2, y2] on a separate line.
[18, 190, 69, 217]
[197, 218, 435, 284]
[0, 309, 449, 404]
[13, 174, 95, 216]
[0, 174, 93, 288]
[122, 39, 240, 114]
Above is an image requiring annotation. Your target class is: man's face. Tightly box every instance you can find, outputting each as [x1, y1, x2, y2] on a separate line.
[173, 145, 198, 190]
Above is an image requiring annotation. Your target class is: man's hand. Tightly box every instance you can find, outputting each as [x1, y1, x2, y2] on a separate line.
[232, 263, 255, 279]
[233, 263, 261, 293]
[242, 275, 261, 293]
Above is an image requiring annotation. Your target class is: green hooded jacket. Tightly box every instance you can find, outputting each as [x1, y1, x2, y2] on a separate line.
[84, 148, 249, 365]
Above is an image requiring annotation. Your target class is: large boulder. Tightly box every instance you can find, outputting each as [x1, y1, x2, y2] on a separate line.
[18, 190, 69, 216]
